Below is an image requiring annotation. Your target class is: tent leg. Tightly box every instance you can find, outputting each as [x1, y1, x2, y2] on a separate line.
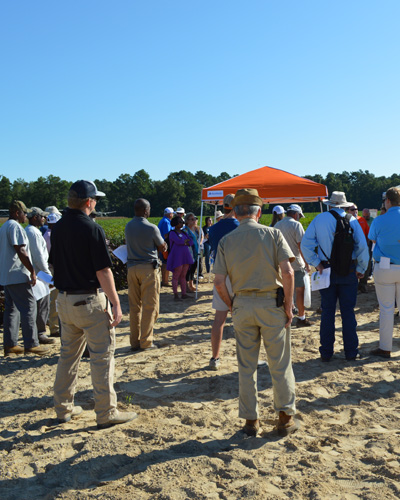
[195, 202, 204, 299]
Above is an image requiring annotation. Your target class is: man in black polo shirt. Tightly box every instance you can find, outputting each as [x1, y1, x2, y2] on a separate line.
[50, 180, 137, 429]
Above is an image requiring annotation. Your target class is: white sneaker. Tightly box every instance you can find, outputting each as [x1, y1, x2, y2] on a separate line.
[209, 357, 220, 371]
[97, 411, 138, 430]
[58, 406, 83, 423]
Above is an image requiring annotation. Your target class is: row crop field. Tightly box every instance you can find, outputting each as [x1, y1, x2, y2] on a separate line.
[0, 213, 321, 291]
[97, 213, 320, 247]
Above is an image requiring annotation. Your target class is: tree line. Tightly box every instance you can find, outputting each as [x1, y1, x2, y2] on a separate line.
[0, 169, 398, 217]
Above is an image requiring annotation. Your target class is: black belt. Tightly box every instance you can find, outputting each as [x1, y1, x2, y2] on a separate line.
[59, 289, 99, 295]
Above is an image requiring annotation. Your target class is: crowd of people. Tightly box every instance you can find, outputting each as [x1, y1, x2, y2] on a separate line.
[0, 180, 399, 437]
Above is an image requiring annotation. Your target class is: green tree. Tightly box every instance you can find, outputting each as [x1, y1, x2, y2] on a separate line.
[0, 176, 12, 207]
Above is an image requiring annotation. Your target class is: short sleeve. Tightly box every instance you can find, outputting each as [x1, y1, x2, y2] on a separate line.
[276, 231, 295, 263]
[368, 218, 377, 241]
[213, 239, 228, 276]
[153, 226, 165, 247]
[8, 223, 26, 247]
[90, 225, 112, 271]
[295, 222, 305, 243]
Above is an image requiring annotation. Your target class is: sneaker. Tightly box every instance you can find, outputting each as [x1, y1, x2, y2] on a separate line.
[4, 345, 24, 356]
[295, 317, 314, 328]
[24, 346, 49, 355]
[58, 406, 83, 424]
[38, 333, 56, 344]
[97, 411, 138, 430]
[209, 357, 220, 371]
[142, 344, 158, 350]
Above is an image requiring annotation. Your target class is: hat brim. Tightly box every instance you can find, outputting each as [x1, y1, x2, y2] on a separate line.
[232, 194, 263, 208]
[323, 200, 353, 208]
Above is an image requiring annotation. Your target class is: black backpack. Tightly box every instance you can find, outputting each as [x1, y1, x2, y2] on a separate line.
[320, 210, 354, 276]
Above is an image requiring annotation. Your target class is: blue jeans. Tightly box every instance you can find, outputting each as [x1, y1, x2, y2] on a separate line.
[3, 283, 39, 349]
[319, 267, 359, 359]
[203, 243, 211, 273]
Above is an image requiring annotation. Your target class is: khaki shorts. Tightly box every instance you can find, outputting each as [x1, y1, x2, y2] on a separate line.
[212, 276, 234, 311]
[294, 268, 307, 288]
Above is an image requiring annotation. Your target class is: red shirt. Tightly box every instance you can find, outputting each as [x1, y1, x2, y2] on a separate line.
[357, 216, 369, 239]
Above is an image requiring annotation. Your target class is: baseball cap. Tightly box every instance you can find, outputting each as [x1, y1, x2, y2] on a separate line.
[175, 207, 185, 214]
[45, 206, 62, 216]
[164, 207, 174, 214]
[69, 180, 105, 199]
[223, 193, 235, 209]
[27, 207, 49, 218]
[47, 213, 61, 224]
[9, 200, 31, 214]
[287, 204, 304, 218]
[272, 205, 286, 215]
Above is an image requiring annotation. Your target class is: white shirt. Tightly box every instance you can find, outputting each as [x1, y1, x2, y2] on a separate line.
[25, 224, 51, 275]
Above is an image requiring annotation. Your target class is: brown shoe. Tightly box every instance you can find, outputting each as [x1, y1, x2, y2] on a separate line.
[277, 411, 300, 436]
[24, 346, 49, 356]
[243, 419, 260, 437]
[4, 345, 24, 356]
[295, 318, 314, 328]
[38, 333, 56, 344]
[370, 348, 391, 359]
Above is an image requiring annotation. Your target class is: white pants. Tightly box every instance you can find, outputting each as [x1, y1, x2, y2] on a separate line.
[373, 263, 400, 351]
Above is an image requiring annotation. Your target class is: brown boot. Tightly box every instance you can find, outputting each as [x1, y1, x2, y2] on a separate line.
[243, 419, 260, 437]
[4, 345, 24, 356]
[277, 411, 300, 436]
[24, 346, 49, 356]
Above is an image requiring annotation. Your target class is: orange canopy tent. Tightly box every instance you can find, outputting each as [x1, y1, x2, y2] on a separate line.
[201, 165, 328, 205]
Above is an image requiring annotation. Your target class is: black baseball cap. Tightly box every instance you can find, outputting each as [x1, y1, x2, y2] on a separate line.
[69, 180, 105, 199]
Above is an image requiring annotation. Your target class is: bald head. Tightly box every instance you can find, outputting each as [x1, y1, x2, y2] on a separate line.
[134, 198, 150, 218]
[362, 208, 370, 219]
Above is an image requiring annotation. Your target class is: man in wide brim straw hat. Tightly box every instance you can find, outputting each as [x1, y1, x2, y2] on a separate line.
[213, 187, 299, 436]
[322, 191, 354, 208]
[301, 190, 369, 362]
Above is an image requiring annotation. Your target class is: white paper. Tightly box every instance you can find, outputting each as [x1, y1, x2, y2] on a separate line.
[311, 268, 331, 291]
[379, 256, 391, 269]
[112, 245, 128, 264]
[37, 270, 54, 285]
[32, 279, 51, 301]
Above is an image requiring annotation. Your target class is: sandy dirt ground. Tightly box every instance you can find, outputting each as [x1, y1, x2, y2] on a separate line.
[1, 278, 400, 500]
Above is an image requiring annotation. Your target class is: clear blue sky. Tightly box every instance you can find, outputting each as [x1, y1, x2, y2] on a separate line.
[1, 1, 398, 183]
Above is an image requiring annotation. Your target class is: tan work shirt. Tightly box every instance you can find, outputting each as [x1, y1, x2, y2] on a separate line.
[214, 218, 295, 293]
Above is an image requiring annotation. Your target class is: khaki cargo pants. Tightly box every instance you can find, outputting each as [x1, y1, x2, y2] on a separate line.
[128, 264, 161, 349]
[232, 295, 296, 420]
[54, 290, 118, 425]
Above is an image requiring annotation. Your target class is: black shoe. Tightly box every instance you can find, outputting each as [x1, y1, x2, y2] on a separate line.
[346, 352, 362, 361]
[320, 356, 331, 362]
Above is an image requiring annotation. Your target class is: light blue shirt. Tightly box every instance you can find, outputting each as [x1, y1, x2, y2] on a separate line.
[301, 208, 369, 274]
[158, 216, 172, 239]
[369, 206, 400, 265]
